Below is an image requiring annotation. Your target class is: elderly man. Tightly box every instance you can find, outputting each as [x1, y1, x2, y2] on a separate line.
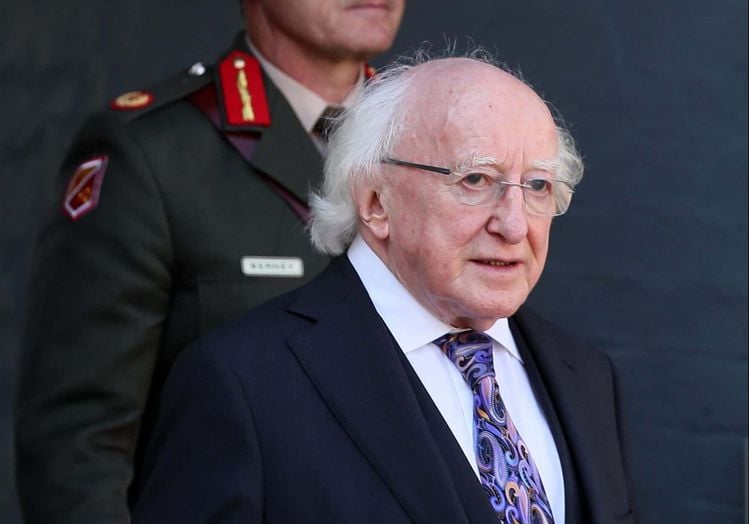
[15, 1, 403, 522]
[133, 55, 635, 523]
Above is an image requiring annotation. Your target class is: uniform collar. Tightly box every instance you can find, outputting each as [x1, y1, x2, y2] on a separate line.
[246, 35, 365, 134]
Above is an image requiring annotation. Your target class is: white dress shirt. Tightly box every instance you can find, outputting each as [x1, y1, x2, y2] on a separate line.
[347, 235, 566, 522]
[247, 37, 364, 153]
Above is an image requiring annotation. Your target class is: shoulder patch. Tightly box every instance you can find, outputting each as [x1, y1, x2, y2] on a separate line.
[63, 155, 108, 220]
[216, 51, 271, 130]
[110, 90, 154, 110]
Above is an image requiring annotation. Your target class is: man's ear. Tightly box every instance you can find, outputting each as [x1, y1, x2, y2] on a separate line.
[355, 186, 389, 240]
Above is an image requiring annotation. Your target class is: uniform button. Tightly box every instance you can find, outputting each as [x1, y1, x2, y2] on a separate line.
[188, 62, 206, 76]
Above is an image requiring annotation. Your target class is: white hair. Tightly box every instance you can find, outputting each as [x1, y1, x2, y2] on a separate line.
[307, 51, 584, 255]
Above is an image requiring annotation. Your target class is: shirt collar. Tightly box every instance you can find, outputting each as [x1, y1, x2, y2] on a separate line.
[246, 36, 365, 134]
[346, 235, 523, 363]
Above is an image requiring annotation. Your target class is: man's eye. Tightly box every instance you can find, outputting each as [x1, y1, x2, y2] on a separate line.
[460, 172, 493, 189]
[526, 179, 552, 194]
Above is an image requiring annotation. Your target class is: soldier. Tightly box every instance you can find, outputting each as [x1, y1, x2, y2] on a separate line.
[15, 1, 405, 522]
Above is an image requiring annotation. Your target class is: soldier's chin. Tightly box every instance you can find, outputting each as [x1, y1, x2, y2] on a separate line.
[335, 45, 390, 62]
[335, 32, 399, 61]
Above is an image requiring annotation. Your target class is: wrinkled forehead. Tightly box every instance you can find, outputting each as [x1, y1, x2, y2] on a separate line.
[395, 59, 557, 164]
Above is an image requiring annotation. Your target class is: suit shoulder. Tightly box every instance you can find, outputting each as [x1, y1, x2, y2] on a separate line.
[514, 306, 611, 366]
[195, 290, 303, 357]
[513, 306, 573, 339]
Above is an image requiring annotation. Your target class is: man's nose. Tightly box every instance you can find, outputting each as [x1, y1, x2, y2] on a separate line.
[485, 185, 528, 243]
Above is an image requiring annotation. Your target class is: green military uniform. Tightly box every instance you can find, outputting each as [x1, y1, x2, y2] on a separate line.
[15, 34, 331, 523]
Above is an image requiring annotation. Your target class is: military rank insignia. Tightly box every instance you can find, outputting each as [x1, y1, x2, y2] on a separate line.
[63, 155, 108, 220]
[217, 51, 271, 129]
[110, 90, 154, 110]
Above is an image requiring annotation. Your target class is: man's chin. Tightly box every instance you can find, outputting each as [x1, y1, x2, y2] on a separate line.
[449, 304, 523, 331]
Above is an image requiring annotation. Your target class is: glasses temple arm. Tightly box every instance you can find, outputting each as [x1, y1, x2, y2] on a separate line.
[382, 158, 452, 176]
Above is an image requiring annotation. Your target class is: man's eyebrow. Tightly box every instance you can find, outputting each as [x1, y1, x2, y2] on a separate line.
[454, 154, 559, 173]
[530, 157, 560, 172]
[454, 154, 499, 171]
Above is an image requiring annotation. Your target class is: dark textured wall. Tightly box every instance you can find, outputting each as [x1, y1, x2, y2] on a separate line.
[2, 1, 746, 522]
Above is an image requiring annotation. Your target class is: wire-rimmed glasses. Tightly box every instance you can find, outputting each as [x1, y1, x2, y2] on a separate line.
[382, 158, 574, 217]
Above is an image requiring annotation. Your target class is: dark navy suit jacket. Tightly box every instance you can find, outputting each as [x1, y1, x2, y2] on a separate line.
[133, 256, 636, 523]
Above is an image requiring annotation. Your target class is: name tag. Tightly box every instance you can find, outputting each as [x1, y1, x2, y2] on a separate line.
[241, 256, 304, 278]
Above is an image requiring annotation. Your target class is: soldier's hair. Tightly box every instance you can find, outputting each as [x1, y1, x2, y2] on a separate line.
[307, 49, 584, 255]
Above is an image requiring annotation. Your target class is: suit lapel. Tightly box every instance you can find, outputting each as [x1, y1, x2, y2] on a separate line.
[394, 340, 500, 524]
[286, 258, 470, 524]
[512, 307, 628, 523]
[510, 317, 585, 523]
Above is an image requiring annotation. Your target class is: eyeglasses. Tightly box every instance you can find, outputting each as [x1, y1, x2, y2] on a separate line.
[382, 158, 574, 217]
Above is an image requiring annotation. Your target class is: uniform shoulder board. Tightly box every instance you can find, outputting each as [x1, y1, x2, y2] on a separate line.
[106, 61, 214, 123]
[215, 50, 272, 131]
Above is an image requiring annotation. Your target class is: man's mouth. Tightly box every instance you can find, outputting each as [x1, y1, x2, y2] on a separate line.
[474, 259, 517, 267]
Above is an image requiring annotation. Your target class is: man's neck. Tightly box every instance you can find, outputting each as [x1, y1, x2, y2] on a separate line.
[248, 35, 362, 104]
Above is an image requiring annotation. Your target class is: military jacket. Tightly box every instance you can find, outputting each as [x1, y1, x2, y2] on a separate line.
[15, 34, 330, 523]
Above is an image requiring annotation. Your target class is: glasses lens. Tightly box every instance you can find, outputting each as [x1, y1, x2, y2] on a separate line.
[524, 179, 573, 216]
[447, 170, 501, 206]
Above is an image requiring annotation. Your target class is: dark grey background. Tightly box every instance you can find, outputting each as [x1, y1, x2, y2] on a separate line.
[1, 1, 746, 522]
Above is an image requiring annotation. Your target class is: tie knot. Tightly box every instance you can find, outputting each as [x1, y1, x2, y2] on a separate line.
[313, 105, 345, 143]
[433, 330, 495, 389]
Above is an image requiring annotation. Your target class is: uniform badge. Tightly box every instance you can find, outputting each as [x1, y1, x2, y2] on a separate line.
[240, 256, 304, 278]
[217, 51, 271, 128]
[110, 90, 154, 110]
[63, 155, 108, 220]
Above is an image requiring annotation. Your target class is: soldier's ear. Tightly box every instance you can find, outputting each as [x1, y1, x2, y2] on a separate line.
[354, 184, 389, 240]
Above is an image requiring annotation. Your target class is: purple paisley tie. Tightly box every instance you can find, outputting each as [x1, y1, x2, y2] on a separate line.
[434, 330, 555, 524]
